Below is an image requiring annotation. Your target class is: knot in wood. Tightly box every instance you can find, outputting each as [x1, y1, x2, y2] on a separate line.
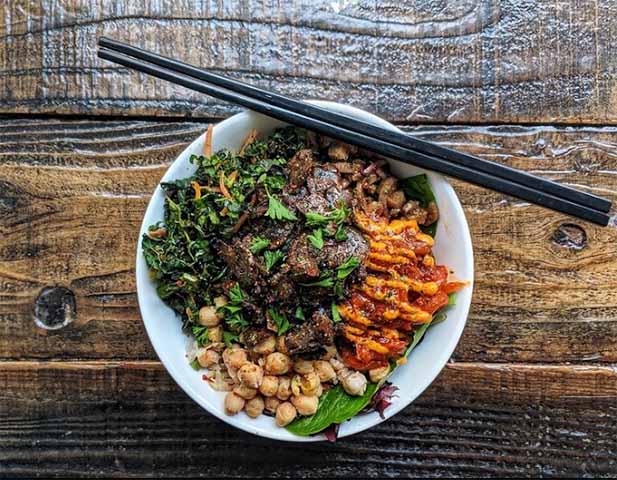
[551, 223, 588, 251]
[33, 286, 76, 330]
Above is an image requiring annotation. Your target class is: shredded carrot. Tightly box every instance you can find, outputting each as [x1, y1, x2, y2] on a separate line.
[220, 207, 229, 217]
[227, 170, 239, 186]
[204, 125, 213, 157]
[239, 129, 258, 155]
[219, 171, 232, 199]
[191, 181, 202, 200]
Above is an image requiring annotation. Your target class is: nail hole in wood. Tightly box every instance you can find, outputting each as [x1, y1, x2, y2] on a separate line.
[551, 223, 588, 251]
[33, 286, 76, 330]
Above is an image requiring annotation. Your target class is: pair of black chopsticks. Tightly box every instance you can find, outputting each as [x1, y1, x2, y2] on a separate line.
[98, 37, 612, 226]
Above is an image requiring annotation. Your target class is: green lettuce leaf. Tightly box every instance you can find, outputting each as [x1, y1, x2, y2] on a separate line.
[400, 174, 437, 237]
[286, 383, 379, 436]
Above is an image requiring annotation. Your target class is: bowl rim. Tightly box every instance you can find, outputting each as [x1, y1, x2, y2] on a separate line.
[136, 100, 474, 442]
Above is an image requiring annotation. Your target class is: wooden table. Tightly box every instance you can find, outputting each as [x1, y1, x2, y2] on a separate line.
[2, 1, 617, 477]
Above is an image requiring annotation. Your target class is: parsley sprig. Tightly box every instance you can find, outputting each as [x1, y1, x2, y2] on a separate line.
[304, 204, 349, 228]
[192, 325, 210, 347]
[264, 250, 285, 272]
[331, 303, 342, 323]
[268, 308, 291, 335]
[299, 256, 360, 298]
[218, 283, 249, 332]
[265, 190, 297, 221]
[307, 229, 324, 250]
[249, 236, 270, 254]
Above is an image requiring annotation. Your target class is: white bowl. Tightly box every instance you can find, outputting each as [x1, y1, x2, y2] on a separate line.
[136, 101, 474, 441]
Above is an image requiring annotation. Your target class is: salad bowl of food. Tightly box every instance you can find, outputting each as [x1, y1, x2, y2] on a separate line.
[136, 101, 473, 441]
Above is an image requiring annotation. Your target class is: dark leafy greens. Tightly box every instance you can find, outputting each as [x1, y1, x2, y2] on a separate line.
[142, 127, 305, 334]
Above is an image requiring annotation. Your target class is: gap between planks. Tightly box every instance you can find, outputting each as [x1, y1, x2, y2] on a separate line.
[6, 112, 617, 129]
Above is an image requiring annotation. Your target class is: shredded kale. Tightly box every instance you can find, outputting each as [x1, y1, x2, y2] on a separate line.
[142, 127, 302, 330]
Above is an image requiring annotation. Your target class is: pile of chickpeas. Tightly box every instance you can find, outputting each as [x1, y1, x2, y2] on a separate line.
[223, 345, 341, 426]
[194, 302, 389, 427]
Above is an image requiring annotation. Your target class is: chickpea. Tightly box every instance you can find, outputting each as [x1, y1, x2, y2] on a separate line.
[341, 371, 367, 396]
[197, 349, 219, 368]
[223, 348, 248, 371]
[214, 296, 228, 308]
[207, 326, 223, 343]
[300, 372, 320, 396]
[276, 335, 288, 354]
[264, 352, 292, 375]
[368, 365, 390, 383]
[290, 375, 302, 397]
[237, 363, 264, 389]
[245, 395, 265, 418]
[233, 384, 258, 400]
[259, 375, 279, 397]
[329, 357, 345, 371]
[275, 402, 297, 427]
[264, 396, 281, 414]
[291, 394, 319, 416]
[254, 335, 276, 355]
[198, 305, 221, 327]
[314, 360, 336, 382]
[276, 376, 291, 401]
[293, 359, 314, 375]
[224, 392, 245, 415]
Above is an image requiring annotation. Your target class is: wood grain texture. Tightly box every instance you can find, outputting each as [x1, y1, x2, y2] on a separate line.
[1, 119, 617, 362]
[2, 0, 617, 123]
[1, 361, 616, 478]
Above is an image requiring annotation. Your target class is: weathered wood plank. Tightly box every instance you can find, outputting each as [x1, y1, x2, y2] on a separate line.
[1, 0, 617, 123]
[1, 120, 617, 362]
[1, 361, 615, 478]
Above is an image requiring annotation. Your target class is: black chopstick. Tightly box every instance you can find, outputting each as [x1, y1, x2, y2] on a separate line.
[97, 46, 611, 226]
[99, 36, 612, 215]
